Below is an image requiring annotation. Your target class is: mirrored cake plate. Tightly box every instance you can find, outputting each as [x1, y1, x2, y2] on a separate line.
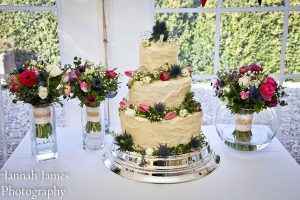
[103, 135, 220, 184]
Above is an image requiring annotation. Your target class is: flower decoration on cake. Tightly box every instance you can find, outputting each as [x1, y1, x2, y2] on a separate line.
[119, 92, 201, 122]
[126, 65, 192, 87]
[213, 64, 287, 113]
[115, 132, 134, 152]
[156, 144, 170, 157]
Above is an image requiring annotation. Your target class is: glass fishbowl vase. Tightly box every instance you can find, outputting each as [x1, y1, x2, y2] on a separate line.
[29, 105, 58, 161]
[215, 104, 278, 151]
[81, 102, 105, 150]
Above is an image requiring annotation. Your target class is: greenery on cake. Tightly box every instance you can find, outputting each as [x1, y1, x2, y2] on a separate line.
[119, 92, 202, 122]
[114, 132, 208, 157]
[125, 65, 193, 88]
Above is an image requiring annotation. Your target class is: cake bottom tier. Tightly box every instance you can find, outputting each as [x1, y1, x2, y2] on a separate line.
[120, 111, 203, 148]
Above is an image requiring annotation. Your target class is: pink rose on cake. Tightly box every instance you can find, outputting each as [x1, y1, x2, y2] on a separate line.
[125, 70, 135, 78]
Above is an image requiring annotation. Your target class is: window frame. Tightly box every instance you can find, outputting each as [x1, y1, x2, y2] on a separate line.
[151, 0, 300, 140]
[0, 0, 63, 165]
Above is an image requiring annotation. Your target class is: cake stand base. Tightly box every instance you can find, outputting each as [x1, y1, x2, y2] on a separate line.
[103, 136, 220, 184]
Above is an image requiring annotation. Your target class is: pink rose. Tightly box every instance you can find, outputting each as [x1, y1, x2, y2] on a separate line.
[240, 91, 249, 100]
[64, 85, 71, 96]
[164, 111, 177, 120]
[265, 77, 278, 88]
[80, 81, 89, 92]
[160, 72, 170, 81]
[260, 83, 275, 101]
[119, 99, 127, 109]
[125, 70, 134, 78]
[11, 83, 19, 92]
[249, 64, 263, 72]
[138, 104, 150, 112]
[106, 70, 118, 78]
[239, 66, 248, 73]
[190, 147, 198, 152]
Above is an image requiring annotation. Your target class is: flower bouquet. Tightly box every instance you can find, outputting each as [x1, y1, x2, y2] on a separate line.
[213, 64, 287, 149]
[62, 57, 120, 150]
[8, 60, 64, 160]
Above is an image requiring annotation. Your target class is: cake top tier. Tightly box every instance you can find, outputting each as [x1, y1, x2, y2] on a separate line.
[140, 21, 178, 73]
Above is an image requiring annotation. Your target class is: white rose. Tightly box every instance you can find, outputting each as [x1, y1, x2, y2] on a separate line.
[142, 76, 151, 84]
[251, 79, 261, 87]
[181, 68, 190, 77]
[179, 109, 188, 118]
[145, 148, 154, 156]
[223, 86, 231, 93]
[85, 66, 95, 75]
[38, 86, 48, 99]
[31, 60, 37, 66]
[46, 65, 63, 77]
[124, 109, 136, 117]
[238, 75, 250, 88]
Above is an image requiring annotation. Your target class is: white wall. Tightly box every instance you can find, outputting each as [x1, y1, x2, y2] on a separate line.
[60, 0, 105, 127]
[59, 0, 152, 128]
[108, 0, 152, 129]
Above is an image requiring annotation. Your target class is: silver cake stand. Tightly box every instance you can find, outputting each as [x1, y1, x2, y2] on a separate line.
[103, 136, 220, 184]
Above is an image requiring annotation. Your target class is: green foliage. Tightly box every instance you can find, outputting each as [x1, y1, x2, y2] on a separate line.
[0, 0, 60, 65]
[155, 0, 300, 74]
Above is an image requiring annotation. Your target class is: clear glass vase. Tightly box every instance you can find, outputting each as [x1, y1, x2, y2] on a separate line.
[29, 105, 58, 161]
[81, 102, 105, 150]
[215, 105, 277, 151]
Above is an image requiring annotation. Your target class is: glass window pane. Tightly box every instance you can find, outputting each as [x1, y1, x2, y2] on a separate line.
[0, 0, 55, 6]
[285, 11, 300, 74]
[219, 12, 283, 73]
[222, 0, 284, 7]
[280, 79, 300, 137]
[155, 0, 218, 8]
[290, 0, 300, 6]
[155, 13, 216, 75]
[0, 11, 60, 65]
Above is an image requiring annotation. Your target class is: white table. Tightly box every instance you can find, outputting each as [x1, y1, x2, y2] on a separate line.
[1, 126, 300, 200]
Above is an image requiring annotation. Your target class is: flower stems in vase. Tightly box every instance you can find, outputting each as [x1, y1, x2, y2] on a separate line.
[85, 121, 101, 133]
[36, 123, 52, 139]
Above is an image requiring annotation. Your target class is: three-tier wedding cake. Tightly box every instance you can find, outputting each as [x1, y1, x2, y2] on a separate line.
[104, 21, 219, 183]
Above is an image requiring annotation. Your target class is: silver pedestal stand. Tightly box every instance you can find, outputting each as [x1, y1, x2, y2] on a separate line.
[103, 135, 220, 184]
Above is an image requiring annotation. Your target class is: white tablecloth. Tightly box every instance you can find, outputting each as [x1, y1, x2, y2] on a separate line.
[1, 126, 300, 200]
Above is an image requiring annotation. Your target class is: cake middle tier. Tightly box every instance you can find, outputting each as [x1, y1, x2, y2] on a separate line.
[128, 77, 191, 108]
[120, 111, 203, 148]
